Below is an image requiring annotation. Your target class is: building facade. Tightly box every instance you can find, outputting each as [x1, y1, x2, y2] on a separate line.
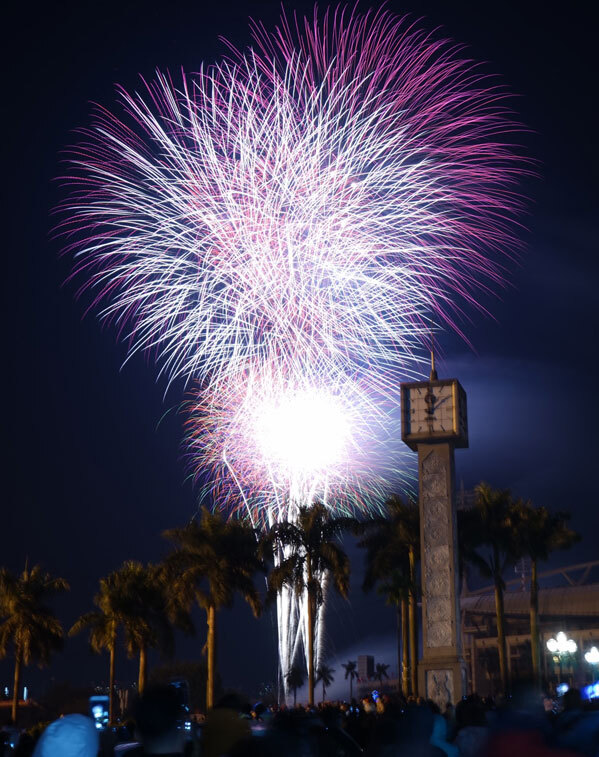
[461, 561, 599, 696]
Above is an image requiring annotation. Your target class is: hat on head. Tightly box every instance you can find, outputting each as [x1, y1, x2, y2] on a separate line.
[33, 714, 99, 757]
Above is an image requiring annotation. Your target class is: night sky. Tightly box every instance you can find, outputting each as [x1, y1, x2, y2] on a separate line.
[3, 0, 598, 699]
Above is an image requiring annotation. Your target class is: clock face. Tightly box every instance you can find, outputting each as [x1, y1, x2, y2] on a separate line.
[400, 378, 468, 449]
[408, 383, 455, 435]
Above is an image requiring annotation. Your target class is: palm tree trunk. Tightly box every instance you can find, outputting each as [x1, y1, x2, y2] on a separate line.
[349, 676, 353, 701]
[293, 687, 297, 707]
[530, 558, 540, 687]
[207, 604, 216, 710]
[401, 596, 409, 696]
[109, 641, 116, 725]
[396, 604, 403, 696]
[322, 681, 325, 703]
[138, 646, 147, 694]
[307, 603, 315, 705]
[11, 652, 21, 724]
[408, 547, 418, 696]
[494, 579, 508, 693]
[307, 563, 315, 706]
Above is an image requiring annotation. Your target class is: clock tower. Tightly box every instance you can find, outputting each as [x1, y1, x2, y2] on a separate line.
[400, 353, 468, 707]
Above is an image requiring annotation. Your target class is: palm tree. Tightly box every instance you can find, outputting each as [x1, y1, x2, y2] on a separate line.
[315, 663, 335, 703]
[71, 561, 184, 721]
[113, 561, 186, 694]
[358, 495, 419, 695]
[164, 507, 264, 709]
[376, 570, 411, 696]
[70, 601, 118, 724]
[0, 565, 69, 724]
[342, 660, 357, 701]
[511, 501, 579, 685]
[264, 504, 351, 706]
[286, 663, 305, 706]
[375, 662, 390, 690]
[458, 483, 520, 693]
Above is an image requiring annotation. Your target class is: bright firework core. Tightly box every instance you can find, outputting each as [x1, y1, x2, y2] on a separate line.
[255, 390, 350, 476]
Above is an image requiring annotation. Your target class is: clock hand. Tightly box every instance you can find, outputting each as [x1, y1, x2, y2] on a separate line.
[425, 395, 448, 416]
[432, 396, 450, 411]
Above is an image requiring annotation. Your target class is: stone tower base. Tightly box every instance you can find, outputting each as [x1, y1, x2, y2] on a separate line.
[418, 658, 468, 709]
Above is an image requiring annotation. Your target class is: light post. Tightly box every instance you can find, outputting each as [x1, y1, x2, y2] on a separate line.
[547, 632, 577, 685]
[583, 647, 599, 696]
[585, 646, 599, 666]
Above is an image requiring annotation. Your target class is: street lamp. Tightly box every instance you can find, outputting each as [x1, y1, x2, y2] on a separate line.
[585, 646, 599, 665]
[547, 632, 577, 655]
[547, 632, 577, 685]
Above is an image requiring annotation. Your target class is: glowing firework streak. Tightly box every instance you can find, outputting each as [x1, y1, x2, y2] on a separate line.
[184, 364, 399, 525]
[60, 5, 526, 702]
[59, 7, 523, 393]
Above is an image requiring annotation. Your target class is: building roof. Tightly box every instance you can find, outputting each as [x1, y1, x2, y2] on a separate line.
[461, 583, 599, 619]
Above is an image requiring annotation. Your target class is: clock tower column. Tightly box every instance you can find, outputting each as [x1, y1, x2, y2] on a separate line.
[401, 358, 469, 708]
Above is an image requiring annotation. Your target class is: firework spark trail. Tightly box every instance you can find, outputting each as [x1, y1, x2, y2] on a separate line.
[60, 5, 526, 701]
[60, 7, 524, 396]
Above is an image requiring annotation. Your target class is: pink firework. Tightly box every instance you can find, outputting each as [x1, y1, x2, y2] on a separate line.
[59, 6, 525, 399]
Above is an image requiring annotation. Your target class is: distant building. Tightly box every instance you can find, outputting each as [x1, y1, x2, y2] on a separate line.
[357, 655, 374, 681]
[461, 560, 599, 696]
[354, 656, 400, 698]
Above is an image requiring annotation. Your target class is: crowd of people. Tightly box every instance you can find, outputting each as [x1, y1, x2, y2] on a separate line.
[1, 683, 598, 757]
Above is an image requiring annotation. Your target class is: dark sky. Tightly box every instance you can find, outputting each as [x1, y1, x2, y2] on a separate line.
[2, 0, 598, 699]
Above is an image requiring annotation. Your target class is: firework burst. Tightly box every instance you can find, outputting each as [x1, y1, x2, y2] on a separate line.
[59, 6, 524, 396]
[183, 361, 405, 528]
[60, 5, 527, 700]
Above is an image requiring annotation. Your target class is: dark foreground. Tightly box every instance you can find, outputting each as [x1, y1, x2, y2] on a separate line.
[2, 686, 599, 756]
